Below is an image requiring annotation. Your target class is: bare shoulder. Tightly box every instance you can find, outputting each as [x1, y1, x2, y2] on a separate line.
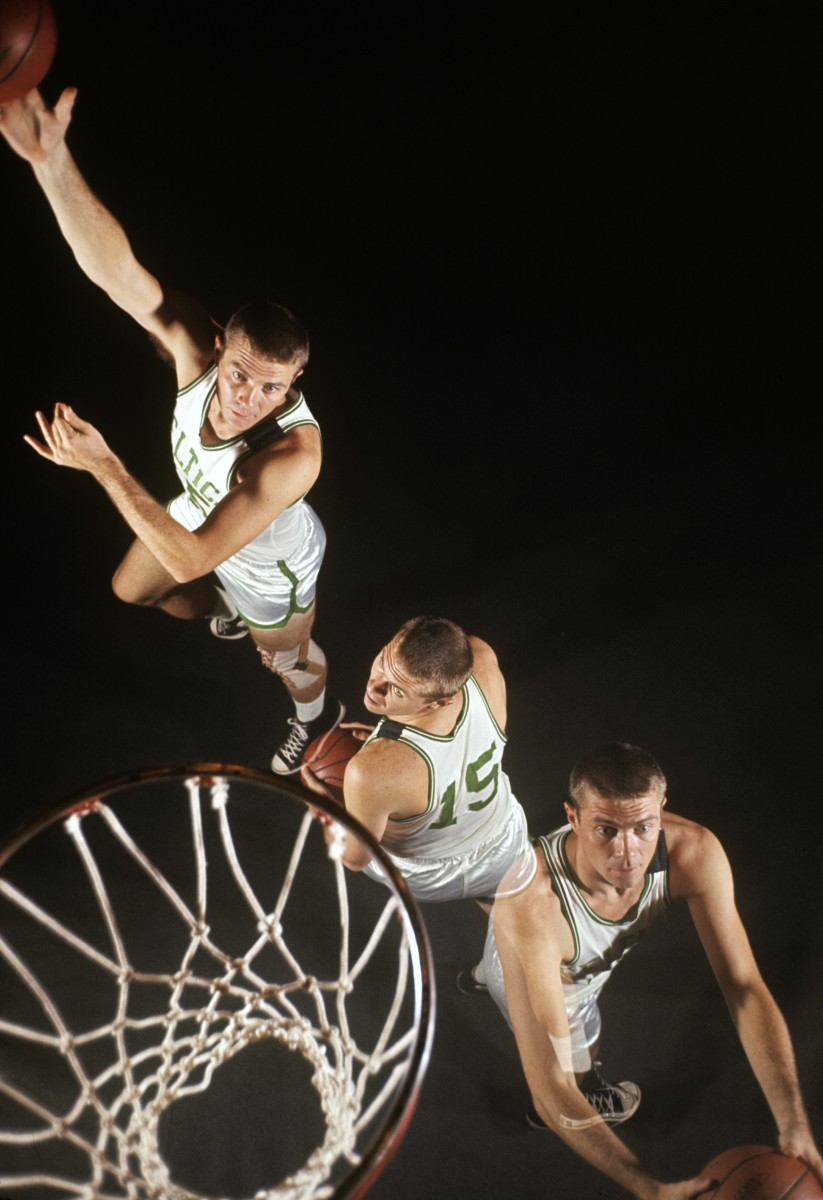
[467, 636, 507, 725]
[344, 736, 429, 818]
[263, 417, 322, 462]
[664, 810, 724, 858]
[664, 810, 730, 900]
[495, 855, 561, 933]
[239, 421, 322, 490]
[494, 856, 574, 964]
[468, 636, 499, 673]
[347, 735, 420, 777]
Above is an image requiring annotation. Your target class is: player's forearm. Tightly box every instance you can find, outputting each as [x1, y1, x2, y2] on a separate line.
[532, 1085, 658, 1199]
[91, 456, 206, 583]
[732, 983, 811, 1134]
[32, 143, 162, 316]
[535, 1085, 709, 1199]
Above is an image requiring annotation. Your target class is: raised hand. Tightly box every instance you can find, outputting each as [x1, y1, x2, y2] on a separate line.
[0, 86, 77, 162]
[24, 403, 115, 475]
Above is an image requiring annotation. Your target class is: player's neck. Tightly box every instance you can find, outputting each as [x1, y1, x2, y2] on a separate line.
[202, 390, 293, 445]
[407, 692, 464, 735]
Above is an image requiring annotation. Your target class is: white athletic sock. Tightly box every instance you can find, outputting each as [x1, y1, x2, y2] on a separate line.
[472, 959, 487, 986]
[295, 691, 326, 725]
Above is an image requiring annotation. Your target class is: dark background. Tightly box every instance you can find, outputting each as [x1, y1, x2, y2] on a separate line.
[3, 3, 820, 1197]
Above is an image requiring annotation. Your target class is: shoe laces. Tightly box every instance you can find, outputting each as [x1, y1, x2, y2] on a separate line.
[584, 1085, 622, 1117]
[581, 1068, 630, 1117]
[278, 717, 310, 765]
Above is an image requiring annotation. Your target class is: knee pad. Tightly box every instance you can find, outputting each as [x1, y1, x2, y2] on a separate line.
[258, 637, 327, 690]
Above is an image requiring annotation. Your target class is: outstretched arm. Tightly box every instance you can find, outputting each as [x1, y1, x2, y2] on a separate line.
[493, 882, 717, 1200]
[678, 826, 823, 1183]
[0, 88, 213, 384]
[25, 403, 321, 581]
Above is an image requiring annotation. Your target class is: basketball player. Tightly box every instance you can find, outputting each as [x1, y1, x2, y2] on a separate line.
[301, 616, 534, 904]
[467, 742, 823, 1198]
[2, 86, 342, 773]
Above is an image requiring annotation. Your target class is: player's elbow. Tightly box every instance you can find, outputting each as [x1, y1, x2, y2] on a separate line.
[171, 561, 203, 585]
[172, 542, 218, 584]
[527, 1089, 567, 1136]
[528, 1080, 597, 1137]
[342, 855, 367, 873]
[342, 844, 372, 872]
[722, 971, 775, 1025]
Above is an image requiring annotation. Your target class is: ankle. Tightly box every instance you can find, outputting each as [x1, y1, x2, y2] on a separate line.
[294, 692, 326, 724]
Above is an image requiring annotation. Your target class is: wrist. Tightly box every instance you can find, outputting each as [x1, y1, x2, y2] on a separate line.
[32, 139, 74, 184]
[92, 453, 128, 487]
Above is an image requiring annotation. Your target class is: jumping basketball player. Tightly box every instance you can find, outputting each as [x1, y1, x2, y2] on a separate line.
[1, 86, 342, 773]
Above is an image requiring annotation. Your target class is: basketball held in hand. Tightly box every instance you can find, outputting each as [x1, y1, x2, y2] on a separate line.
[302, 727, 362, 797]
[0, 0, 58, 103]
[699, 1144, 823, 1199]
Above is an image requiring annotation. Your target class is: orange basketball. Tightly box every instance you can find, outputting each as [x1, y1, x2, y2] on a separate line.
[0, 0, 57, 103]
[699, 1144, 823, 1199]
[302, 727, 361, 795]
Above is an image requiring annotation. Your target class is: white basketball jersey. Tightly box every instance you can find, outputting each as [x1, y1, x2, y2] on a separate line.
[170, 363, 320, 556]
[367, 675, 518, 858]
[537, 825, 671, 1002]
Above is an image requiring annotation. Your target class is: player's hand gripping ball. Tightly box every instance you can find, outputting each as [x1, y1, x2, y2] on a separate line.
[698, 1144, 823, 1199]
[0, 0, 58, 102]
[302, 727, 362, 801]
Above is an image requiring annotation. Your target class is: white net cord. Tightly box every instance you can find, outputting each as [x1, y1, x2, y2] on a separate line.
[0, 771, 431, 1200]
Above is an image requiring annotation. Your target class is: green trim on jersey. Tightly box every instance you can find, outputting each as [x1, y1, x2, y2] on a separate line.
[538, 833, 581, 966]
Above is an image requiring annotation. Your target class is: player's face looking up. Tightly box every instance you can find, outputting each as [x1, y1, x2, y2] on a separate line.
[565, 787, 665, 893]
[363, 638, 448, 723]
[213, 332, 303, 435]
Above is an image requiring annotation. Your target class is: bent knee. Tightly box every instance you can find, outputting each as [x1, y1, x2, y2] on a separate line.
[111, 567, 164, 608]
[256, 637, 327, 689]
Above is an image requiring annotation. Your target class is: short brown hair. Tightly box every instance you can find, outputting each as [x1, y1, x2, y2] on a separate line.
[394, 616, 474, 700]
[569, 742, 667, 809]
[224, 300, 310, 368]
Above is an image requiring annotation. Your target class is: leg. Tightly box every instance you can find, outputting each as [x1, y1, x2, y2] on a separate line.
[251, 604, 344, 774]
[251, 604, 326, 704]
[112, 538, 225, 620]
[534, 998, 640, 1128]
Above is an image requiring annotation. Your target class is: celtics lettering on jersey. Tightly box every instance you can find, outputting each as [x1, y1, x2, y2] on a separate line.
[574, 930, 646, 982]
[171, 414, 224, 517]
[429, 739, 499, 828]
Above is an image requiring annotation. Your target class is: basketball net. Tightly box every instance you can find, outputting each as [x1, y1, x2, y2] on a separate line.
[0, 765, 434, 1199]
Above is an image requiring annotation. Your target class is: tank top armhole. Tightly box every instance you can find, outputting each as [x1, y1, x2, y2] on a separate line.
[177, 361, 217, 398]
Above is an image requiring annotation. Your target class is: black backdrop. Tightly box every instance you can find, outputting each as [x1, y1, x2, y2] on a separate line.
[3, 5, 820, 1197]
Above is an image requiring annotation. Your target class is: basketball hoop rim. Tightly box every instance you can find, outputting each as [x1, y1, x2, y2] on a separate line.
[0, 760, 437, 1200]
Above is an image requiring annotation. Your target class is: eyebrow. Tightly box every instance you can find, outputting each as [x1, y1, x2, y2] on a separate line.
[592, 815, 658, 828]
[229, 359, 287, 386]
[380, 650, 408, 694]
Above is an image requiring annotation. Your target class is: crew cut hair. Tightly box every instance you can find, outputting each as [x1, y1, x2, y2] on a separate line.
[394, 616, 474, 700]
[569, 742, 667, 808]
[224, 300, 310, 367]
